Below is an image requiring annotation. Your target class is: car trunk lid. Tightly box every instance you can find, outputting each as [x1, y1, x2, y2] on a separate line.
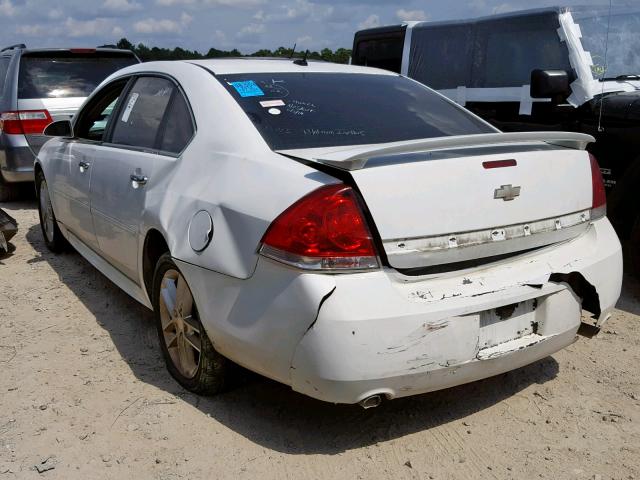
[279, 133, 595, 269]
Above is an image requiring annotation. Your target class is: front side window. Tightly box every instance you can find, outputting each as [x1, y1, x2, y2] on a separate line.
[472, 12, 572, 88]
[74, 79, 129, 141]
[110, 77, 175, 150]
[18, 53, 138, 99]
[218, 72, 494, 150]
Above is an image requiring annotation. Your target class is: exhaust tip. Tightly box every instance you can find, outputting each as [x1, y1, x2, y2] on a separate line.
[359, 394, 383, 409]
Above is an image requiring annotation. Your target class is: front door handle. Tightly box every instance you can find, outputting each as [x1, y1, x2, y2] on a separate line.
[130, 173, 148, 189]
[78, 161, 90, 173]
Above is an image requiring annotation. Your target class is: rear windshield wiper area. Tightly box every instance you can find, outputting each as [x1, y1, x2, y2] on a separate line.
[602, 74, 640, 81]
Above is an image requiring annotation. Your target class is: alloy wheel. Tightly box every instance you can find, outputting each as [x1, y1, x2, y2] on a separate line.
[158, 269, 201, 379]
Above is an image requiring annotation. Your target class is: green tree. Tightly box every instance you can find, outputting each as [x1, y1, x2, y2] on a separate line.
[116, 38, 134, 51]
[112, 37, 351, 64]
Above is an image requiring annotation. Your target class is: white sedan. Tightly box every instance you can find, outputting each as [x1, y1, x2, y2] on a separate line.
[36, 59, 622, 407]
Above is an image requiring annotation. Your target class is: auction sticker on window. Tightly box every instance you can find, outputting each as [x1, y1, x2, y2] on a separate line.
[121, 93, 139, 122]
[260, 99, 285, 108]
[229, 81, 264, 98]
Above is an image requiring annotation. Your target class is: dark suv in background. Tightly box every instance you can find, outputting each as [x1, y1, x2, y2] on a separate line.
[0, 44, 139, 200]
[353, 6, 640, 275]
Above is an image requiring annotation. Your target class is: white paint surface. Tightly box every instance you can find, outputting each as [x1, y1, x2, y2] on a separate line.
[36, 59, 623, 405]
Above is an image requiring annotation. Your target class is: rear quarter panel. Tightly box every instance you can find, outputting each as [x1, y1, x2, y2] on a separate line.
[133, 63, 338, 281]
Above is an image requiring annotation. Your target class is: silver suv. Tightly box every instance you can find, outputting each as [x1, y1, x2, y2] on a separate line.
[0, 44, 139, 201]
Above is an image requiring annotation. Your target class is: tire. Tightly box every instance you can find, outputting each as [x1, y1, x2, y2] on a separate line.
[36, 171, 68, 253]
[0, 175, 19, 202]
[631, 216, 640, 279]
[152, 253, 229, 395]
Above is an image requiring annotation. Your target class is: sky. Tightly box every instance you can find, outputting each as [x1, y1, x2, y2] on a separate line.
[0, 0, 630, 54]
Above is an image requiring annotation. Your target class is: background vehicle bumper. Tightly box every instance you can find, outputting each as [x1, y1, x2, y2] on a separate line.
[178, 218, 622, 405]
[0, 134, 36, 183]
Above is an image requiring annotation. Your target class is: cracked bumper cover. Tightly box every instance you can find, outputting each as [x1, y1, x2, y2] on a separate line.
[290, 218, 621, 404]
[179, 218, 621, 405]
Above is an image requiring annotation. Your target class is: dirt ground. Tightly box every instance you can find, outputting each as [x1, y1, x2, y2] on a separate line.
[1, 199, 639, 480]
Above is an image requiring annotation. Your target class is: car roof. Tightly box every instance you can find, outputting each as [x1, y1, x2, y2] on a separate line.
[191, 58, 395, 75]
[118, 58, 398, 76]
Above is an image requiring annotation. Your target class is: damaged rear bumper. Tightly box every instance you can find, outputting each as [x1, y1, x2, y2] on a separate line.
[180, 218, 621, 405]
[290, 218, 622, 404]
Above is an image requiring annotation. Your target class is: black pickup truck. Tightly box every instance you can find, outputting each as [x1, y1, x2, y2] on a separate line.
[352, 6, 640, 274]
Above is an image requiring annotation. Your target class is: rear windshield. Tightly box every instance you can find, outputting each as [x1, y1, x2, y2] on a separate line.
[18, 53, 138, 99]
[217, 72, 494, 150]
[0, 57, 10, 95]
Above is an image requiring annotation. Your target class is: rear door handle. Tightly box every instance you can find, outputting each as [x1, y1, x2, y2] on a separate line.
[130, 173, 148, 188]
[78, 161, 90, 173]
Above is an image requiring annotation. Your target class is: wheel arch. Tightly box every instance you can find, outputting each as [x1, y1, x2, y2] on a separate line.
[34, 162, 51, 209]
[142, 228, 170, 301]
[34, 162, 44, 186]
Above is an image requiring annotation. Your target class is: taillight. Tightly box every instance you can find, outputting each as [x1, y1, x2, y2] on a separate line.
[0, 110, 52, 135]
[590, 153, 607, 220]
[260, 183, 380, 271]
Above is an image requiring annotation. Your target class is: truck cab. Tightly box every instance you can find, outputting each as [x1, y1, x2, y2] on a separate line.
[353, 6, 640, 274]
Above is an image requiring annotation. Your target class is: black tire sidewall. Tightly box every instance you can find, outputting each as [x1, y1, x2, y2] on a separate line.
[152, 253, 225, 393]
[35, 171, 66, 253]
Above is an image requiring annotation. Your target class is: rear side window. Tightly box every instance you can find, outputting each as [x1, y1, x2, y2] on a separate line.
[0, 57, 10, 96]
[18, 53, 138, 99]
[477, 30, 571, 87]
[159, 92, 194, 154]
[74, 79, 129, 142]
[409, 25, 473, 89]
[110, 76, 174, 150]
[352, 31, 405, 73]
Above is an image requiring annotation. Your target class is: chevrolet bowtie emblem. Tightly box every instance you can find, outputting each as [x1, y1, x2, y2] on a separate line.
[494, 184, 521, 201]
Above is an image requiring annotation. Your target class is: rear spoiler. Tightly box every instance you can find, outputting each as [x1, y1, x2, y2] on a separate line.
[277, 132, 595, 171]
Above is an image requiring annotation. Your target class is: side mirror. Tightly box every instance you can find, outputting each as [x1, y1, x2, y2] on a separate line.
[530, 70, 570, 99]
[44, 120, 73, 137]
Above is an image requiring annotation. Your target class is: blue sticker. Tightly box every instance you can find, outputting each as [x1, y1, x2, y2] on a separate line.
[229, 80, 264, 98]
